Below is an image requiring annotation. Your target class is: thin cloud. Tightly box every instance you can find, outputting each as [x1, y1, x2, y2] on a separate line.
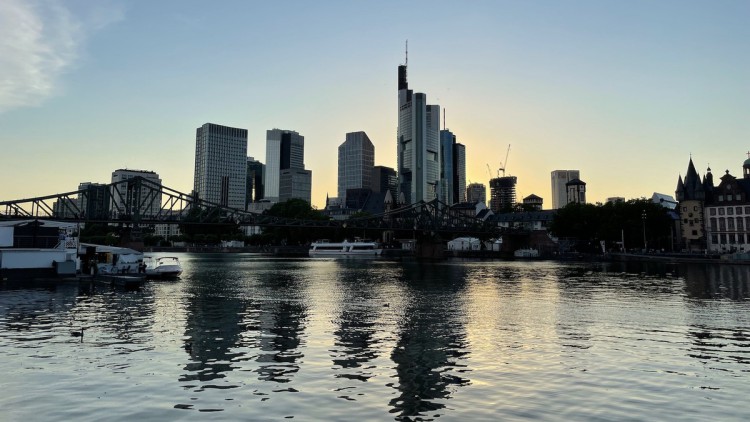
[0, 0, 122, 113]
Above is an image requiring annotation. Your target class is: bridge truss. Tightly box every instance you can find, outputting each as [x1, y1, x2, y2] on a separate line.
[0, 177, 499, 238]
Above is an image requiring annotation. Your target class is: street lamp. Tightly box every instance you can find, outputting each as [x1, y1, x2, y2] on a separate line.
[641, 210, 647, 252]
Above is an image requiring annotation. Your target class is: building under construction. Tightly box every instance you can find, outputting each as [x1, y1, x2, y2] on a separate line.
[489, 176, 517, 212]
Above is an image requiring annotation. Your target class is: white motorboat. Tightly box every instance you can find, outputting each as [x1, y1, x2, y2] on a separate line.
[144, 256, 183, 279]
[309, 239, 383, 257]
[514, 248, 540, 259]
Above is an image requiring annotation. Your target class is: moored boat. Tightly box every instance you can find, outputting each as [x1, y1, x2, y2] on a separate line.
[309, 239, 383, 257]
[144, 256, 183, 279]
[514, 248, 540, 259]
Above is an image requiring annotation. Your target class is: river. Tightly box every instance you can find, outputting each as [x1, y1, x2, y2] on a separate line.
[1, 254, 749, 421]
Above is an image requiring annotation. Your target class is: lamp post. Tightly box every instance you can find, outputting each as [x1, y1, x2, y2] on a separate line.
[641, 210, 647, 252]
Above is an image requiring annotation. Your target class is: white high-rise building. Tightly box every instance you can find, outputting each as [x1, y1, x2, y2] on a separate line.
[551, 170, 580, 209]
[111, 169, 162, 217]
[397, 62, 440, 204]
[264, 129, 310, 203]
[338, 131, 374, 206]
[193, 123, 248, 209]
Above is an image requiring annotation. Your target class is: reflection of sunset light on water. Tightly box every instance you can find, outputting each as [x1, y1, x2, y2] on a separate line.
[2, 255, 750, 420]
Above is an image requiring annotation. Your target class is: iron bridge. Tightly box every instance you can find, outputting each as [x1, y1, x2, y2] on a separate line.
[0, 177, 500, 238]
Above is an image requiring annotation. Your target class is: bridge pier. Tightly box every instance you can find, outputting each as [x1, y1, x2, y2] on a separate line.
[414, 233, 445, 260]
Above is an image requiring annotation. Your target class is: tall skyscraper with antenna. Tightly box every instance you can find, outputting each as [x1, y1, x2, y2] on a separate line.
[397, 44, 441, 204]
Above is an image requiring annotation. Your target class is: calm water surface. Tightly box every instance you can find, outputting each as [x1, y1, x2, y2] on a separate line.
[1, 254, 749, 421]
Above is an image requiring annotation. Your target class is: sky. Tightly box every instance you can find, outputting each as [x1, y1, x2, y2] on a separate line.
[1, 0, 748, 210]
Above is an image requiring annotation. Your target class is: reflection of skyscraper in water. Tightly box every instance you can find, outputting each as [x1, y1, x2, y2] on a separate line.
[255, 273, 308, 383]
[180, 271, 250, 385]
[388, 263, 471, 418]
[330, 264, 385, 384]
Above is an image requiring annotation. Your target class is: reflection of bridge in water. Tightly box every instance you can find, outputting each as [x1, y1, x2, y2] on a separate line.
[0, 176, 501, 243]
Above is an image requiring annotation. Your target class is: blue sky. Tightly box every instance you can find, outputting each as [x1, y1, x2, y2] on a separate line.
[1, 0, 748, 208]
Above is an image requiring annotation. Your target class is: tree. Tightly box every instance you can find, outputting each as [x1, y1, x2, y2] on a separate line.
[178, 206, 242, 244]
[550, 199, 675, 253]
[263, 199, 330, 244]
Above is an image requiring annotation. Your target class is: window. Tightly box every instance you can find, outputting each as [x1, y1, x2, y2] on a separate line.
[739, 234, 745, 244]
[728, 219, 735, 230]
[710, 208, 717, 216]
[719, 195, 724, 201]
[738, 217, 745, 231]
[719, 208, 725, 216]
[710, 217, 717, 230]
[712, 234, 719, 244]
[693, 230, 699, 236]
[719, 218, 726, 231]
[720, 234, 727, 244]
[729, 234, 737, 244]
[737, 207, 743, 215]
[728, 194, 734, 201]
[728, 208, 734, 215]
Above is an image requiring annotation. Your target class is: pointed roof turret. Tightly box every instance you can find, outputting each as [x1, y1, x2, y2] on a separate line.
[703, 166, 714, 201]
[681, 158, 705, 201]
[676, 174, 685, 201]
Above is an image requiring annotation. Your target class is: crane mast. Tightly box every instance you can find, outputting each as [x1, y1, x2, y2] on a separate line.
[498, 144, 511, 177]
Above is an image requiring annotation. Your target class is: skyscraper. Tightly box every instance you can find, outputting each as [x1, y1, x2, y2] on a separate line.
[264, 129, 311, 203]
[372, 165, 398, 200]
[551, 170, 580, 209]
[193, 123, 248, 209]
[397, 60, 440, 204]
[439, 129, 467, 205]
[454, 143, 466, 204]
[439, 130, 454, 204]
[246, 157, 265, 208]
[338, 131, 375, 205]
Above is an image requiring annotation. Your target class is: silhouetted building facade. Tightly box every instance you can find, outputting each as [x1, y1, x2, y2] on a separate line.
[566, 178, 586, 205]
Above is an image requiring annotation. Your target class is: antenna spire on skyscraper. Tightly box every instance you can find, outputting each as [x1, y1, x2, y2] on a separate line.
[405, 40, 408, 66]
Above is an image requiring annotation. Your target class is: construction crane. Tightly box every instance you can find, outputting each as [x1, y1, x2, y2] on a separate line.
[498, 144, 511, 177]
[486, 164, 493, 178]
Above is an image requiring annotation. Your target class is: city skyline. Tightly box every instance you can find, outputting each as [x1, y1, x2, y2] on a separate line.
[1, 1, 748, 209]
